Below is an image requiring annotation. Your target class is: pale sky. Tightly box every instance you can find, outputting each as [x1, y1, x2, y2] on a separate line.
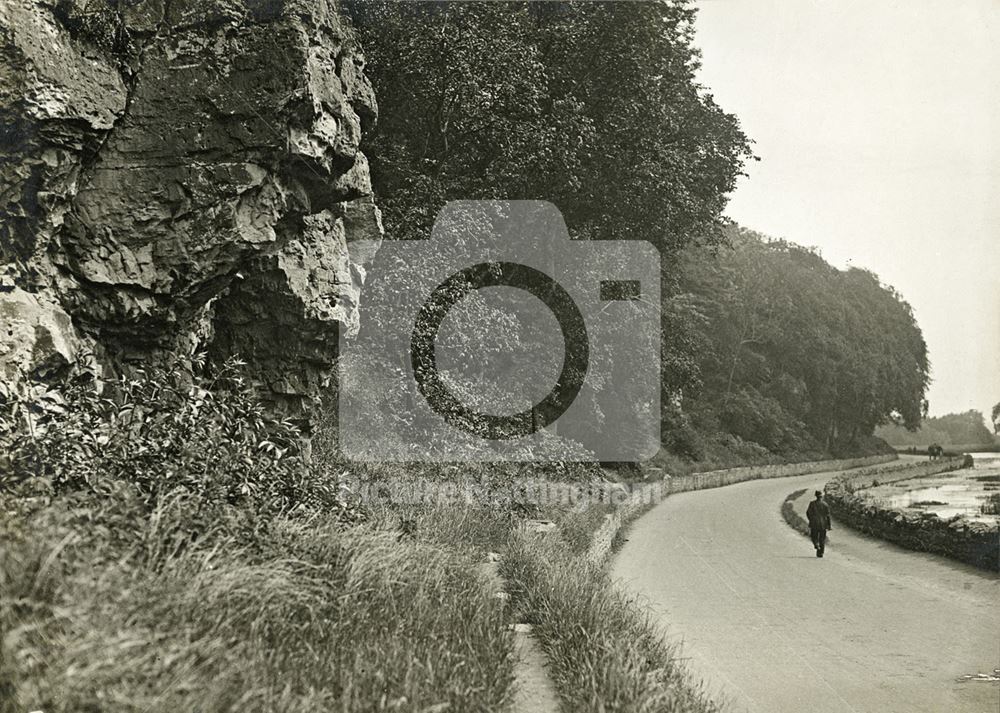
[693, 0, 1000, 419]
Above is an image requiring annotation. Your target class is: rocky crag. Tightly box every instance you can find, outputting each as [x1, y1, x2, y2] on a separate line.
[0, 0, 382, 428]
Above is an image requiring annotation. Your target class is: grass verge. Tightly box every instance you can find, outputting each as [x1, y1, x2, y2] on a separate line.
[539, 501, 615, 555]
[608, 498, 661, 557]
[780, 488, 810, 536]
[0, 491, 515, 713]
[1, 358, 525, 711]
[500, 531, 721, 713]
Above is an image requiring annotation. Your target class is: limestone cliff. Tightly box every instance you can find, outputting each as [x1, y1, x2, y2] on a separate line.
[0, 0, 382, 427]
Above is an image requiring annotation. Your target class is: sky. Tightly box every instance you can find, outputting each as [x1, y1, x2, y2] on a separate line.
[692, 0, 999, 419]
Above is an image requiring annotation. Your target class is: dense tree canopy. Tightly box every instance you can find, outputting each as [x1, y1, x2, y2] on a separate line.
[877, 410, 998, 448]
[674, 225, 930, 455]
[344, 0, 754, 459]
[344, 2, 930, 462]
[345, 0, 753, 256]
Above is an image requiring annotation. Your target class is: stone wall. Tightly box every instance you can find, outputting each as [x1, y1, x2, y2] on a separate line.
[830, 456, 967, 491]
[662, 453, 896, 494]
[824, 458, 999, 571]
[0, 0, 382, 428]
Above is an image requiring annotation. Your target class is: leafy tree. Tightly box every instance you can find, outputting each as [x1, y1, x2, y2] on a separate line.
[677, 225, 929, 454]
[345, 0, 753, 256]
[344, 0, 754, 458]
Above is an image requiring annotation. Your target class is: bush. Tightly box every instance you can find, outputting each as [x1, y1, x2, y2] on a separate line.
[0, 356, 359, 526]
[718, 389, 810, 454]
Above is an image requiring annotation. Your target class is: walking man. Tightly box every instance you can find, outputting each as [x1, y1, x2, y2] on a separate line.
[806, 490, 832, 557]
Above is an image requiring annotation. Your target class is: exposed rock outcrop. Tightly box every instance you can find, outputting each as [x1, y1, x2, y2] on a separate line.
[0, 0, 382, 427]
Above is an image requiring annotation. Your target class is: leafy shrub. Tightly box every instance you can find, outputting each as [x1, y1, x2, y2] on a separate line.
[719, 388, 810, 454]
[0, 356, 358, 525]
[332, 350, 601, 468]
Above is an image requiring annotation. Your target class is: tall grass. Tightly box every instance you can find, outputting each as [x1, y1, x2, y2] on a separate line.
[540, 502, 615, 555]
[501, 533, 721, 713]
[0, 492, 515, 712]
[0, 358, 521, 711]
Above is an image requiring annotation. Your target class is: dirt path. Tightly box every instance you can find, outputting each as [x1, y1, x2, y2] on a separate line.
[611, 467, 1000, 713]
[509, 625, 561, 713]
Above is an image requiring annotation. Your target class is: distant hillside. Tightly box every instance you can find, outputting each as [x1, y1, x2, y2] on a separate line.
[876, 410, 999, 448]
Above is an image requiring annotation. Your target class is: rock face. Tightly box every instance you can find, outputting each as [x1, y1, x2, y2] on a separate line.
[0, 0, 382, 427]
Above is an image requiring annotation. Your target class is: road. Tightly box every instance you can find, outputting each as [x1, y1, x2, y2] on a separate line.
[611, 466, 1000, 713]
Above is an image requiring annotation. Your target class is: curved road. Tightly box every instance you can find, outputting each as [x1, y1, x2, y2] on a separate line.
[612, 466, 1000, 713]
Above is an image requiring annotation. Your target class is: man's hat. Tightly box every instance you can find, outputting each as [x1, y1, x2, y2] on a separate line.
[815, 490, 823, 497]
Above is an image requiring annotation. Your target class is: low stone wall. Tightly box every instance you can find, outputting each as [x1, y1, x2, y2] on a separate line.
[588, 484, 660, 565]
[832, 456, 966, 491]
[663, 453, 895, 494]
[589, 453, 896, 564]
[824, 458, 999, 571]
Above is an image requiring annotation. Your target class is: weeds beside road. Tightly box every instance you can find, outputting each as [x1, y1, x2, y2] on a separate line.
[0, 359, 519, 712]
[502, 530, 720, 713]
[2, 357, 892, 712]
[0, 495, 516, 712]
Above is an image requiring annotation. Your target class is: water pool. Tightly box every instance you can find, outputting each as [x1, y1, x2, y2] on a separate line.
[863, 453, 1000, 524]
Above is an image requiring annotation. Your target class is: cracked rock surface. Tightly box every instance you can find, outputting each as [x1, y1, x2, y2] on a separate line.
[0, 0, 382, 426]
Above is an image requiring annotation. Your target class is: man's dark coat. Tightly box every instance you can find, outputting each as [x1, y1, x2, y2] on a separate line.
[806, 498, 832, 531]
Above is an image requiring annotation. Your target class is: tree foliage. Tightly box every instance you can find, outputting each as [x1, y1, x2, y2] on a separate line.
[676, 225, 930, 454]
[345, 2, 928, 461]
[345, 0, 757, 458]
[345, 0, 753, 255]
[877, 410, 998, 448]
